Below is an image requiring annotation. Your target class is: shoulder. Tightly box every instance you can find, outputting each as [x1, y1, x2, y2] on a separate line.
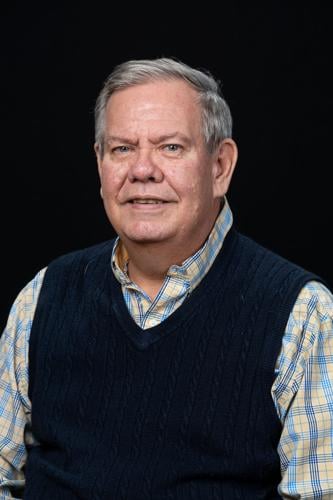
[48, 239, 116, 269]
[3, 268, 47, 333]
[235, 230, 322, 290]
[297, 280, 333, 309]
[41, 239, 116, 286]
[32, 240, 117, 308]
[237, 231, 311, 270]
[290, 280, 333, 337]
[0, 267, 47, 388]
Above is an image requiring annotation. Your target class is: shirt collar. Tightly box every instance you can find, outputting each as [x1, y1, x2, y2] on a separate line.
[111, 197, 233, 291]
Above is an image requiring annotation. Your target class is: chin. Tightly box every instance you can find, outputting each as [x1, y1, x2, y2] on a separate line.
[120, 227, 173, 245]
[125, 233, 169, 244]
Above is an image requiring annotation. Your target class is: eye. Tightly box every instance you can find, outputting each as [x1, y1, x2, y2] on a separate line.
[163, 144, 183, 153]
[112, 145, 131, 154]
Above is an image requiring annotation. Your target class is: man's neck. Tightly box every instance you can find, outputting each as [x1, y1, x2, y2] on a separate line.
[123, 240, 201, 301]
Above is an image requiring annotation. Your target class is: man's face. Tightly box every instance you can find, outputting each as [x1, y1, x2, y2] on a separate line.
[96, 79, 233, 256]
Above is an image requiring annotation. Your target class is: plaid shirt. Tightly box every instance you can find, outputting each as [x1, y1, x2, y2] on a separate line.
[1, 201, 333, 499]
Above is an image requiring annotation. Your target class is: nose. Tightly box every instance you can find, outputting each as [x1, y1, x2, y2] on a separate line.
[128, 147, 163, 183]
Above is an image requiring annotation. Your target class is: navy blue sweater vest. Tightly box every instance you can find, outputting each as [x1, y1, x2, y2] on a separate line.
[25, 229, 317, 499]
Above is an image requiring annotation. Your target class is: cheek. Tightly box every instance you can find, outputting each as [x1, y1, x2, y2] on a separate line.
[168, 167, 207, 200]
[166, 164, 198, 193]
[100, 164, 127, 195]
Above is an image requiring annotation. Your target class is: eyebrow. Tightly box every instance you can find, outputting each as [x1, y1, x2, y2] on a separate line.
[149, 133, 191, 145]
[106, 136, 139, 146]
[106, 133, 191, 146]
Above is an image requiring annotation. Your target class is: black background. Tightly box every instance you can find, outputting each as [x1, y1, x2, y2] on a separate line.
[1, 5, 332, 331]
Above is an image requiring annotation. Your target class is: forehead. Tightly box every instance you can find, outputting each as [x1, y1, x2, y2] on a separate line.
[105, 79, 202, 132]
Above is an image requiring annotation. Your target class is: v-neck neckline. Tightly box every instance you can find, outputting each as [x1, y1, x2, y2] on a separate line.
[94, 228, 238, 350]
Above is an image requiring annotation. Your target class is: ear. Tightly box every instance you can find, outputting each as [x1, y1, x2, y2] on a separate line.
[212, 138, 238, 199]
[94, 143, 104, 199]
[94, 142, 102, 177]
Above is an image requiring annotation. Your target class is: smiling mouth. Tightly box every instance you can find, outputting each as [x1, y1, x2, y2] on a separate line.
[129, 199, 167, 204]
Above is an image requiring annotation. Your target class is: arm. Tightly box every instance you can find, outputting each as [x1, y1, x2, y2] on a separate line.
[272, 281, 333, 499]
[0, 269, 45, 498]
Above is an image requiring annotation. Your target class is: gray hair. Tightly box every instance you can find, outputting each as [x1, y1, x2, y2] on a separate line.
[94, 58, 233, 155]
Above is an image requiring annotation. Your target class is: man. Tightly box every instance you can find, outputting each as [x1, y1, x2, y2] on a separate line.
[0, 58, 332, 499]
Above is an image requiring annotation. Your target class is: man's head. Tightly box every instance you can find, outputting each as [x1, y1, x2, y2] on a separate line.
[95, 58, 233, 157]
[94, 58, 238, 261]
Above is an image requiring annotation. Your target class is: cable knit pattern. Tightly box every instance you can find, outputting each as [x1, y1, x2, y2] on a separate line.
[24, 229, 318, 499]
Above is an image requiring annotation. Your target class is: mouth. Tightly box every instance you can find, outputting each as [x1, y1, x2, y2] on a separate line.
[129, 199, 166, 205]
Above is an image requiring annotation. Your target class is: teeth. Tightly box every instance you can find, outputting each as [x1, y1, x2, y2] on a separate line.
[132, 199, 163, 204]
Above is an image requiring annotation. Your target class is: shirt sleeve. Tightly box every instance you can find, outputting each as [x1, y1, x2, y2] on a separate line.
[272, 280, 333, 499]
[0, 269, 46, 498]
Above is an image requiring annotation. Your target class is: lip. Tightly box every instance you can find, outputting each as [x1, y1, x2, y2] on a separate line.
[128, 200, 170, 211]
[125, 196, 172, 204]
[122, 197, 173, 212]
